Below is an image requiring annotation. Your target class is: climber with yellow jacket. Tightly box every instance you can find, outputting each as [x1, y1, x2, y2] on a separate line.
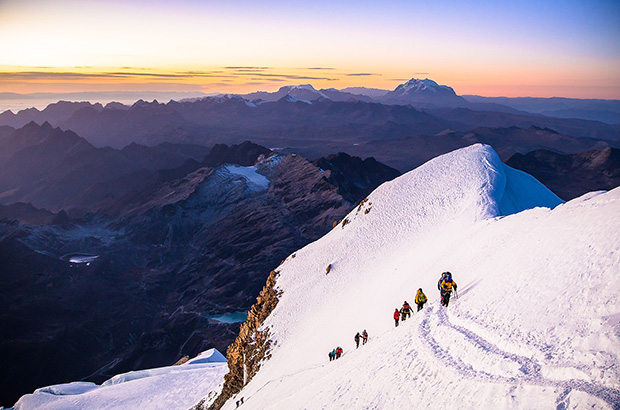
[440, 272, 457, 307]
[415, 288, 427, 311]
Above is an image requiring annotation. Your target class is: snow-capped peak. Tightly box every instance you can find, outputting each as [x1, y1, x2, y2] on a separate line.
[397, 78, 450, 93]
[211, 143, 619, 409]
[277, 84, 329, 100]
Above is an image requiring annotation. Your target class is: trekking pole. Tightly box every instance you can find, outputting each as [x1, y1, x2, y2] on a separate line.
[455, 289, 459, 300]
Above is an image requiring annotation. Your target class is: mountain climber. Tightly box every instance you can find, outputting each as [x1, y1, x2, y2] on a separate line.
[401, 301, 412, 320]
[440, 273, 457, 307]
[354, 332, 361, 348]
[415, 288, 427, 311]
[438, 271, 449, 305]
[437, 272, 449, 291]
[394, 308, 401, 327]
[329, 349, 335, 361]
[362, 329, 368, 345]
[336, 346, 343, 359]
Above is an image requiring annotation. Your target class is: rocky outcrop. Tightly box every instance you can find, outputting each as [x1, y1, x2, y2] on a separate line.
[204, 141, 273, 168]
[202, 269, 281, 410]
[312, 152, 400, 203]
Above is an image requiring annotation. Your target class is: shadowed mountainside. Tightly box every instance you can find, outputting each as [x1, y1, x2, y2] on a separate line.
[506, 147, 620, 200]
[0, 140, 400, 407]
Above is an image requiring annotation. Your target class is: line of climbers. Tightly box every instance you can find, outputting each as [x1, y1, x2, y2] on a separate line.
[394, 271, 458, 326]
[330, 272, 458, 360]
[394, 287, 428, 327]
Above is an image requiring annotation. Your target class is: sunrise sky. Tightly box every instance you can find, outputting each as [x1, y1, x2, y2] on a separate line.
[1, 0, 619, 98]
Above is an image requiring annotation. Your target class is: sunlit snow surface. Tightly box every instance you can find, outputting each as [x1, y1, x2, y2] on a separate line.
[12, 349, 227, 410]
[216, 144, 620, 409]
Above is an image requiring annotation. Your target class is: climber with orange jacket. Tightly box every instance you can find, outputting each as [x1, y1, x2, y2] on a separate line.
[393, 308, 401, 327]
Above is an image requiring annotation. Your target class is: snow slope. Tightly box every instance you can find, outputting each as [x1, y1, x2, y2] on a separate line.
[11, 349, 227, 410]
[218, 144, 620, 409]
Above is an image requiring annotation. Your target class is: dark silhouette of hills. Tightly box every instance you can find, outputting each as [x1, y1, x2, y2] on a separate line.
[0, 202, 56, 225]
[463, 95, 620, 124]
[0, 122, 209, 213]
[424, 107, 620, 141]
[506, 147, 620, 200]
[0, 101, 98, 128]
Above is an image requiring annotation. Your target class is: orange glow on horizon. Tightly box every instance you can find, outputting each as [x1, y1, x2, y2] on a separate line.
[1, 64, 619, 99]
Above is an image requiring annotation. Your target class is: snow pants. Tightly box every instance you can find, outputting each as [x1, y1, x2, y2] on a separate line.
[442, 291, 452, 307]
[417, 302, 425, 311]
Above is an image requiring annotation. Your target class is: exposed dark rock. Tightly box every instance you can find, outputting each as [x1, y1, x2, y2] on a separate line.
[312, 152, 400, 203]
[204, 270, 281, 410]
[203, 141, 273, 168]
[51, 209, 70, 225]
[506, 147, 620, 200]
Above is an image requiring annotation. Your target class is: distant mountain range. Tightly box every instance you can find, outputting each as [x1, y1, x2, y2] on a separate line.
[0, 80, 619, 173]
[463, 95, 620, 124]
[3, 78, 619, 129]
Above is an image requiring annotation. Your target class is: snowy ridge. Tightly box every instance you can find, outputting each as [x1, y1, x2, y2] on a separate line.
[218, 144, 620, 409]
[12, 350, 227, 410]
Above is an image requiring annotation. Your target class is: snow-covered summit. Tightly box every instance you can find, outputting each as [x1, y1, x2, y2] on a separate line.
[397, 78, 451, 93]
[381, 77, 467, 106]
[279, 84, 328, 100]
[212, 144, 620, 409]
